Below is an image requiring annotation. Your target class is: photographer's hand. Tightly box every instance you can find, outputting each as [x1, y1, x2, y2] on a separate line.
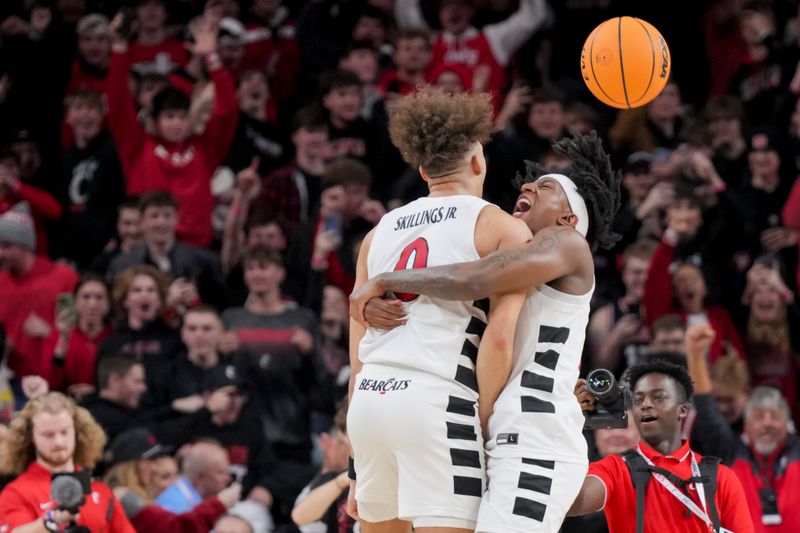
[574, 379, 596, 413]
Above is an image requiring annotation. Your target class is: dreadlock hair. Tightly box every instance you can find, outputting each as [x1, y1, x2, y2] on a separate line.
[514, 130, 621, 252]
[627, 359, 695, 403]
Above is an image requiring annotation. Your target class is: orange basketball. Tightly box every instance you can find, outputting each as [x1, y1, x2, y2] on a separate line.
[580, 17, 671, 109]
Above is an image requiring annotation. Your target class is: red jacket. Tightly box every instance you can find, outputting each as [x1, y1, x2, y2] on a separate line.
[241, 20, 301, 102]
[106, 52, 239, 247]
[732, 440, 800, 533]
[0, 257, 79, 377]
[130, 497, 226, 533]
[0, 462, 135, 533]
[643, 238, 745, 362]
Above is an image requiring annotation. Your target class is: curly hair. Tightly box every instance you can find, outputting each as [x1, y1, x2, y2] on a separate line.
[111, 265, 169, 318]
[0, 392, 107, 474]
[515, 131, 622, 251]
[388, 87, 494, 177]
[626, 359, 695, 403]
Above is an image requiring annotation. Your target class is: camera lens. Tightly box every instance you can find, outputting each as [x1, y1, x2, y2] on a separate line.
[586, 369, 619, 404]
[587, 369, 612, 394]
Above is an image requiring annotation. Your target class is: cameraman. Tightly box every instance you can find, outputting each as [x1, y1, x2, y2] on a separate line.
[568, 360, 754, 532]
[0, 392, 134, 533]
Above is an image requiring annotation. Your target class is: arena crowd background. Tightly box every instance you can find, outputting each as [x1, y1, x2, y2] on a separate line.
[0, 0, 797, 532]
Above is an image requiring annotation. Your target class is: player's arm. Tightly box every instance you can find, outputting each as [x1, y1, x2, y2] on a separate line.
[474, 208, 531, 436]
[351, 226, 586, 321]
[566, 476, 606, 516]
[348, 229, 376, 403]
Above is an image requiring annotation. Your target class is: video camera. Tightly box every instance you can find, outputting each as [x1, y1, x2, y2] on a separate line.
[583, 369, 630, 430]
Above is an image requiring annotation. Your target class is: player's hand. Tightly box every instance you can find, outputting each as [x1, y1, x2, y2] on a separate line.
[346, 480, 359, 520]
[574, 379, 596, 413]
[685, 324, 715, 359]
[363, 297, 406, 330]
[350, 277, 388, 326]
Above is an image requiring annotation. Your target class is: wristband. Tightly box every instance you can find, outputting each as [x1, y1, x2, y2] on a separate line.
[43, 511, 59, 533]
[348, 456, 356, 481]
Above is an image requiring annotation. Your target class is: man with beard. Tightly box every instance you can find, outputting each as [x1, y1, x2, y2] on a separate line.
[566, 360, 754, 533]
[0, 392, 135, 533]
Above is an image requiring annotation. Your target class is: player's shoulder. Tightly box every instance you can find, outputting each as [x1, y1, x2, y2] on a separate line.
[475, 204, 532, 243]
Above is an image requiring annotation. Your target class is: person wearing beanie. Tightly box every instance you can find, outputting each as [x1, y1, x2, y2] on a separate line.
[0, 203, 78, 404]
[0, 149, 63, 254]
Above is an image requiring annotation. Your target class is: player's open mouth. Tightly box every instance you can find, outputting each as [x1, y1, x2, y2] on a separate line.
[513, 197, 533, 217]
[640, 414, 658, 424]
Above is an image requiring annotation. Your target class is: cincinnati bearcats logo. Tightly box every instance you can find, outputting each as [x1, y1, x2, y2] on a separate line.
[358, 377, 411, 394]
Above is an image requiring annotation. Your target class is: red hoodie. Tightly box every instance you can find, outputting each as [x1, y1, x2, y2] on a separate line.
[0, 257, 79, 377]
[106, 52, 239, 247]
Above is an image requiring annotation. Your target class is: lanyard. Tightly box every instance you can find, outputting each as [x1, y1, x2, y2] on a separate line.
[636, 446, 716, 532]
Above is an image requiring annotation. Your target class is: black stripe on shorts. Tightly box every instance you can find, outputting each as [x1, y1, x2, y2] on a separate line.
[513, 497, 546, 522]
[447, 421, 477, 441]
[518, 472, 552, 495]
[446, 395, 475, 416]
[453, 475, 482, 497]
[450, 448, 481, 468]
[522, 458, 555, 469]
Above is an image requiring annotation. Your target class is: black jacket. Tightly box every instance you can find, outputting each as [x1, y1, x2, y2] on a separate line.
[107, 242, 228, 310]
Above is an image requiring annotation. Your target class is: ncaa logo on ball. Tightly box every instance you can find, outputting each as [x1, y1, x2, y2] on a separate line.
[594, 48, 613, 67]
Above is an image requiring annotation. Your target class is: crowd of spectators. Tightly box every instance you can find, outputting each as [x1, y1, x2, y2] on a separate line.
[0, 0, 796, 531]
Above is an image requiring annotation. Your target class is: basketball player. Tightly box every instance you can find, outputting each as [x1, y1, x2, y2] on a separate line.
[346, 88, 532, 533]
[351, 132, 622, 532]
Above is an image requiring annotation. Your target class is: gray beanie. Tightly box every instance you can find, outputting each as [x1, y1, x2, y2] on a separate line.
[0, 202, 35, 250]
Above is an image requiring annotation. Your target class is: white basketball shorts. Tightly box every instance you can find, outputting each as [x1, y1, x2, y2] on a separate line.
[348, 367, 485, 529]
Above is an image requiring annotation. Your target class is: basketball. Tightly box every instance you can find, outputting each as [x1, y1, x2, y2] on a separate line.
[580, 17, 671, 109]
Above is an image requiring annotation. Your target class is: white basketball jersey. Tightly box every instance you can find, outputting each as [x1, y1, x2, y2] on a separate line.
[359, 195, 492, 396]
[488, 283, 594, 465]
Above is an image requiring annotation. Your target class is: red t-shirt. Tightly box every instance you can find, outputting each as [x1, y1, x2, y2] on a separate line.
[106, 52, 239, 247]
[0, 462, 135, 533]
[588, 440, 755, 533]
[0, 257, 79, 377]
